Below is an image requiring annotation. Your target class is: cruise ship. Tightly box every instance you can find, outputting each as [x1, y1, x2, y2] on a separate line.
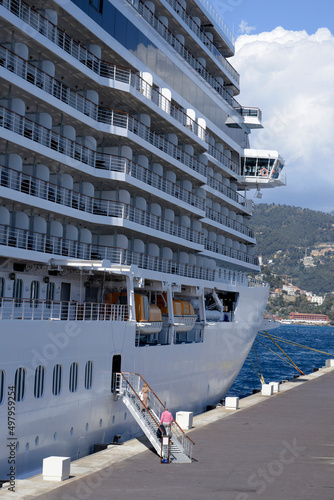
[0, 0, 286, 477]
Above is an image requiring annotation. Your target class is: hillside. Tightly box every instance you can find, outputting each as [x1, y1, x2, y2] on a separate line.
[250, 204, 334, 295]
[251, 204, 334, 257]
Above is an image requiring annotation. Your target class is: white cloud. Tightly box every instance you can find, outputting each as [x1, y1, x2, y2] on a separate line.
[238, 20, 256, 35]
[233, 27, 334, 212]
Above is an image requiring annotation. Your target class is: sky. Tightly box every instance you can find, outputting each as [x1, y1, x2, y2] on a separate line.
[211, 0, 334, 213]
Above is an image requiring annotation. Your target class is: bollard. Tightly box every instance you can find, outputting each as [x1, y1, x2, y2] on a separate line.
[224, 397, 239, 409]
[43, 456, 70, 481]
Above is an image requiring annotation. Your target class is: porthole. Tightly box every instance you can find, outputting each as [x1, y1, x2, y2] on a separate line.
[35, 436, 39, 446]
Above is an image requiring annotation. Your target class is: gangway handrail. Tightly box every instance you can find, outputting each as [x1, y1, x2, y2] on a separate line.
[117, 372, 167, 438]
[119, 372, 195, 447]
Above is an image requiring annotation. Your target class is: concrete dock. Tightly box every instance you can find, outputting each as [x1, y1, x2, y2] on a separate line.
[2, 366, 334, 500]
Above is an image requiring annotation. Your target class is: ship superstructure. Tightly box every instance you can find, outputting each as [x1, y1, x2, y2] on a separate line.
[0, 0, 285, 478]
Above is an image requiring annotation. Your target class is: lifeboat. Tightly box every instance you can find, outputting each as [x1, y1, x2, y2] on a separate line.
[159, 297, 197, 333]
[135, 294, 163, 335]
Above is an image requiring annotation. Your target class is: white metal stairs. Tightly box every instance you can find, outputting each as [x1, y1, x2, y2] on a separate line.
[115, 372, 194, 463]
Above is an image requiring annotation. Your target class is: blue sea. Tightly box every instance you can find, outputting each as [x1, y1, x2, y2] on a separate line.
[226, 325, 334, 398]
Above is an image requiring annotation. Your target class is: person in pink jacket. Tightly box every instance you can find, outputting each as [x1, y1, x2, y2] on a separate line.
[160, 408, 173, 437]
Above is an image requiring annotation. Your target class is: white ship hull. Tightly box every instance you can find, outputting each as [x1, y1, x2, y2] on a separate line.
[0, 285, 268, 477]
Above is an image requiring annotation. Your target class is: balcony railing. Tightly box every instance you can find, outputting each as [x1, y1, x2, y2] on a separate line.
[0, 165, 204, 246]
[0, 106, 206, 209]
[206, 174, 246, 207]
[0, 298, 129, 321]
[164, 0, 239, 84]
[0, 101, 206, 178]
[205, 239, 258, 266]
[0, 0, 206, 139]
[205, 207, 254, 239]
[197, 0, 235, 48]
[0, 223, 254, 282]
[128, 0, 240, 109]
[207, 144, 240, 176]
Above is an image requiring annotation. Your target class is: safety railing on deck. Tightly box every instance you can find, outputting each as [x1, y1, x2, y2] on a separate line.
[0, 223, 253, 283]
[0, 1, 206, 139]
[0, 298, 129, 321]
[164, 0, 239, 84]
[127, 0, 240, 109]
[0, 101, 206, 178]
[115, 372, 194, 460]
[205, 206, 254, 239]
[206, 174, 246, 207]
[0, 164, 204, 245]
[207, 144, 240, 176]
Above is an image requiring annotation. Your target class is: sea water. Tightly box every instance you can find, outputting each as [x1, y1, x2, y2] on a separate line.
[226, 325, 334, 399]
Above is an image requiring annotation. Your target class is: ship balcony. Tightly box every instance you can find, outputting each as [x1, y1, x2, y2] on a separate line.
[206, 144, 240, 176]
[196, 0, 235, 56]
[0, 222, 250, 286]
[203, 239, 259, 269]
[203, 207, 255, 242]
[0, 106, 208, 207]
[205, 175, 251, 213]
[0, 76, 206, 180]
[128, 0, 239, 109]
[157, 0, 240, 88]
[0, 163, 206, 229]
[226, 107, 263, 129]
[0, 10, 207, 144]
[239, 150, 287, 190]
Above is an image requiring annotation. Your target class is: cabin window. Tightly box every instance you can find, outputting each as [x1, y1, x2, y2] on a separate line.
[84, 361, 93, 390]
[34, 365, 45, 398]
[46, 282, 55, 307]
[69, 362, 78, 393]
[12, 278, 23, 306]
[14, 367, 26, 402]
[52, 364, 62, 396]
[30, 280, 40, 306]
[0, 370, 4, 404]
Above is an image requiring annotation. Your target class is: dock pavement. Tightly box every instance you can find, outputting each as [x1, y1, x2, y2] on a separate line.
[1, 365, 334, 500]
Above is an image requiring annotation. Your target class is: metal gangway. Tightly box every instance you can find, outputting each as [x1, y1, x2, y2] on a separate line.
[115, 372, 194, 463]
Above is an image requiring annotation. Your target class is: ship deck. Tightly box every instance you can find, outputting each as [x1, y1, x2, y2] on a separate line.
[3, 365, 334, 500]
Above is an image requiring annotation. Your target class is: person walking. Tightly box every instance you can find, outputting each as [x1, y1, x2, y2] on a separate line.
[160, 408, 173, 437]
[140, 383, 151, 410]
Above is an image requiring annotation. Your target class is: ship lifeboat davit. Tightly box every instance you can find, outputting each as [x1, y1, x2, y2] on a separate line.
[135, 294, 163, 335]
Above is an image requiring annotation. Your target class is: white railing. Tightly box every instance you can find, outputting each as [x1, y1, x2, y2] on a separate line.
[0, 107, 206, 209]
[197, 0, 235, 48]
[128, 0, 240, 109]
[0, 103, 206, 178]
[0, 1, 206, 139]
[0, 298, 129, 321]
[0, 164, 204, 245]
[205, 207, 254, 239]
[207, 144, 240, 175]
[0, 224, 253, 284]
[164, 0, 239, 84]
[206, 174, 245, 206]
[205, 239, 259, 266]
